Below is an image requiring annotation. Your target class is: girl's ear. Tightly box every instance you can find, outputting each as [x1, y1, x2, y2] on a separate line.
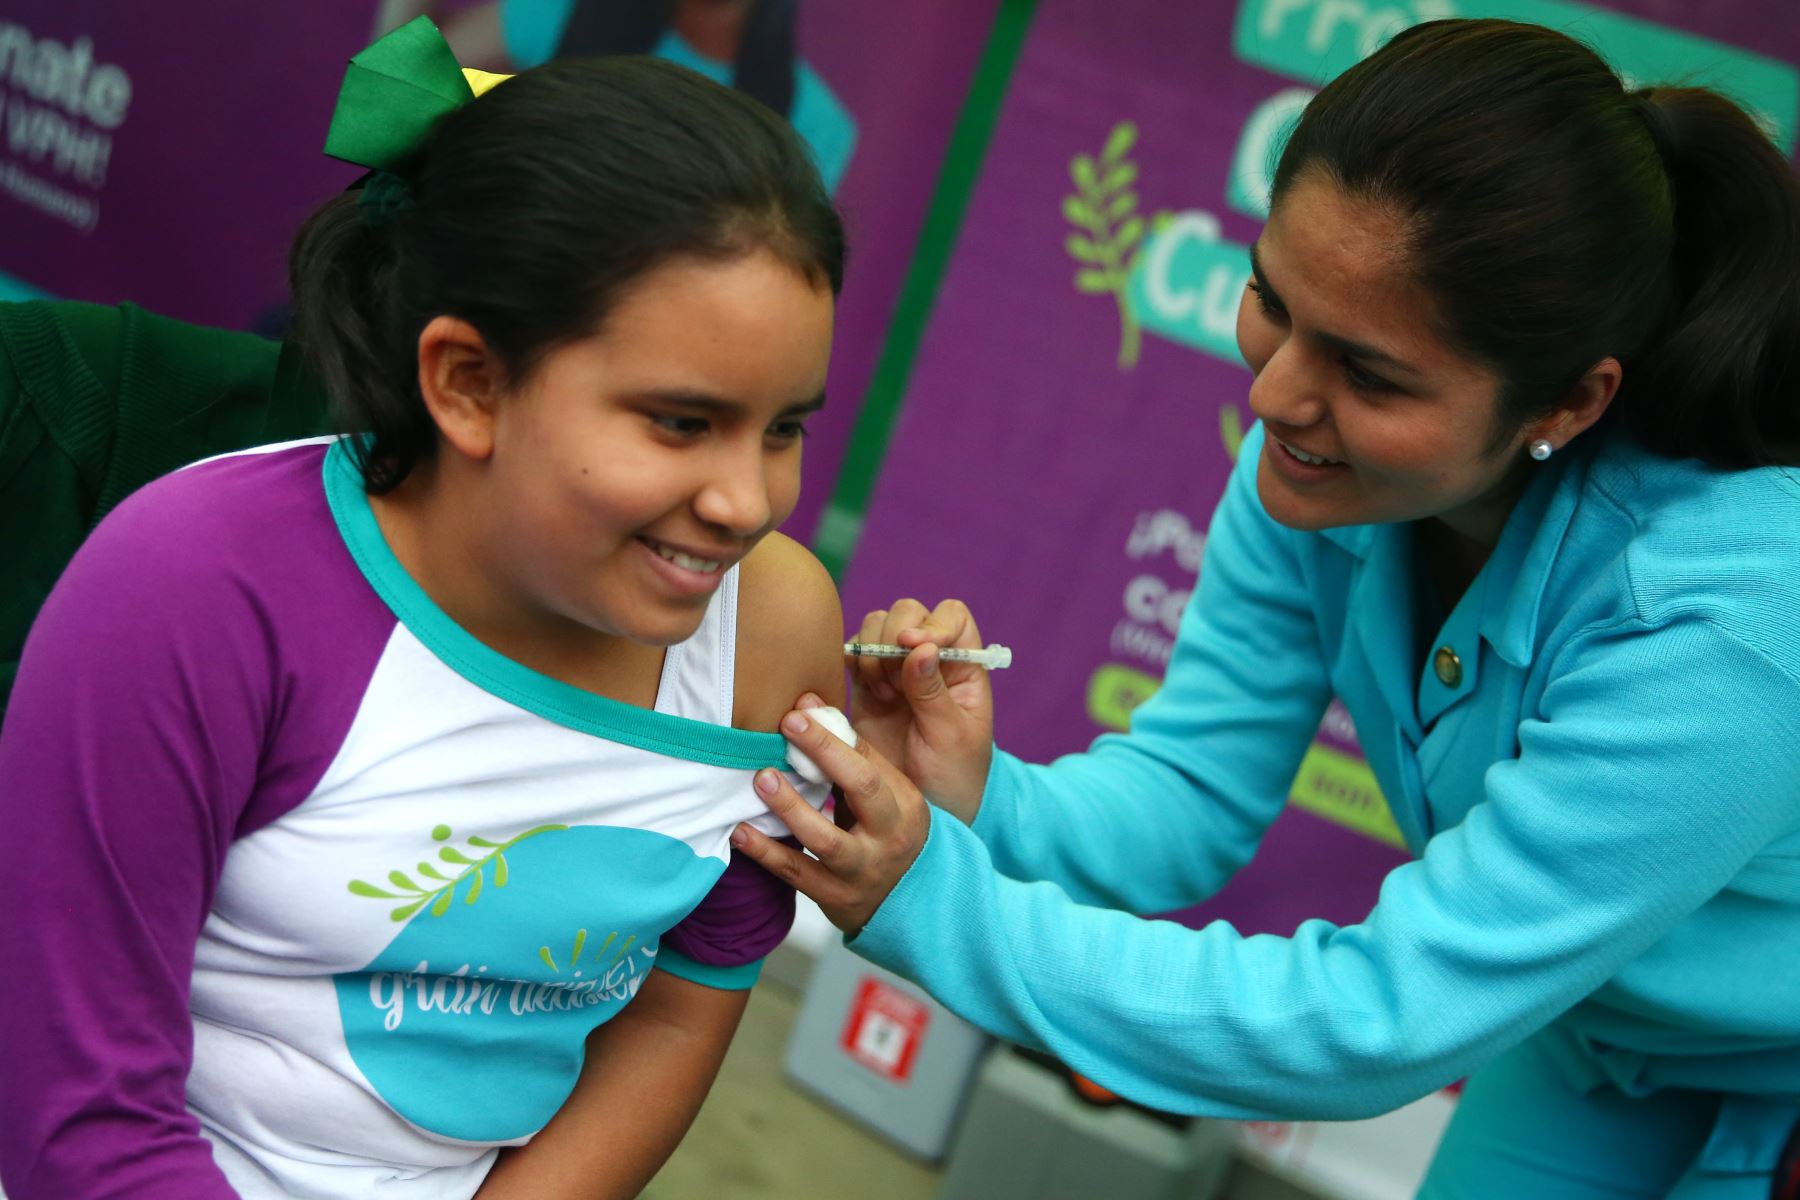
[417, 316, 506, 461]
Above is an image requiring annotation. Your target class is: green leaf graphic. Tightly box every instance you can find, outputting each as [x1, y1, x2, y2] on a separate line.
[1062, 195, 1096, 226]
[391, 896, 430, 922]
[1071, 154, 1097, 191]
[1101, 121, 1137, 164]
[1066, 234, 1105, 262]
[350, 822, 567, 924]
[1220, 405, 1246, 460]
[1061, 119, 1149, 370]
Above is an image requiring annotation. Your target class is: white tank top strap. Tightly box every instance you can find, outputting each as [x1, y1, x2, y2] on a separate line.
[652, 563, 740, 727]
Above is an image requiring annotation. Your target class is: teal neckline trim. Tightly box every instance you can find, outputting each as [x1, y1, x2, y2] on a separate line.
[322, 441, 789, 771]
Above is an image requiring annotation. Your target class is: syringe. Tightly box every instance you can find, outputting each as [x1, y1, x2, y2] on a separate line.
[843, 642, 1014, 670]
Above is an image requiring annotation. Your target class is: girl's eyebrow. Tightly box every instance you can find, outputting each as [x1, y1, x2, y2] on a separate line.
[632, 389, 828, 415]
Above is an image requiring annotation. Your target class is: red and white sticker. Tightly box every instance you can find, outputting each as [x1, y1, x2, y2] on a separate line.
[839, 976, 930, 1083]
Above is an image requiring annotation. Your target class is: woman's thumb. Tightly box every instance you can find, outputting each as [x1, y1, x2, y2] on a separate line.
[901, 646, 961, 727]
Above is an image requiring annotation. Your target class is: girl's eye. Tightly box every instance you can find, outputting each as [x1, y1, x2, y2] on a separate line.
[1342, 357, 1396, 394]
[1247, 279, 1286, 320]
[653, 414, 710, 437]
[767, 419, 810, 442]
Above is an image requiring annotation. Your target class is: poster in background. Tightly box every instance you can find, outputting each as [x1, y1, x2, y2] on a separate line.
[0, 0, 999, 530]
[840, 0, 1800, 940]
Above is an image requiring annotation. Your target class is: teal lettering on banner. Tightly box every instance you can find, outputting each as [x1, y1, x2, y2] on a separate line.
[1232, 0, 1799, 152]
[1227, 86, 1314, 220]
[1126, 211, 1252, 365]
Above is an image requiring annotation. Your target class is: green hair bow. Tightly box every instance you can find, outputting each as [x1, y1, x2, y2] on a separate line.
[323, 15, 512, 172]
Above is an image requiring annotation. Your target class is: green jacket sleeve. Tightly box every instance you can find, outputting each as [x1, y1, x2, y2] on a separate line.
[0, 301, 331, 723]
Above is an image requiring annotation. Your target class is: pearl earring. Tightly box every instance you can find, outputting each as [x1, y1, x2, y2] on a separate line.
[1529, 439, 1553, 461]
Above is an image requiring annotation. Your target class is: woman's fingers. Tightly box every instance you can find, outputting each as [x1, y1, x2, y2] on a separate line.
[780, 709, 893, 829]
[748, 707, 932, 935]
[895, 598, 982, 652]
[879, 598, 931, 646]
[751, 762, 850, 866]
[854, 608, 898, 703]
[730, 821, 845, 906]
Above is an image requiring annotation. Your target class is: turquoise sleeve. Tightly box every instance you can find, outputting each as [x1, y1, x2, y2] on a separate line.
[499, 0, 575, 70]
[790, 64, 856, 193]
[855, 616, 1800, 1120]
[968, 428, 1332, 914]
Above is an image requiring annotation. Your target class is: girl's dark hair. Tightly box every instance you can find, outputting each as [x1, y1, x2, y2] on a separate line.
[289, 54, 842, 492]
[1270, 18, 1800, 469]
[556, 0, 797, 117]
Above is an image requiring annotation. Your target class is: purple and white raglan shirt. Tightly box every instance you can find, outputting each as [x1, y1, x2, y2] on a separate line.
[0, 439, 826, 1200]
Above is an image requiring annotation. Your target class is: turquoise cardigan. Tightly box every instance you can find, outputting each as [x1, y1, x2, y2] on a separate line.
[853, 423, 1800, 1148]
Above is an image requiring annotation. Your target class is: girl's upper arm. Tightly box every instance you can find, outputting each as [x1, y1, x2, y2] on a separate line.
[653, 534, 843, 990]
[0, 488, 269, 1199]
[732, 531, 847, 728]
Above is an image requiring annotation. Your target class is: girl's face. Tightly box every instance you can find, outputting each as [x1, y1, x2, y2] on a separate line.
[1235, 171, 1528, 542]
[482, 248, 833, 648]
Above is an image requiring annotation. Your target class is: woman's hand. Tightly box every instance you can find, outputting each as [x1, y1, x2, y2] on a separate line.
[848, 598, 993, 824]
[731, 707, 933, 937]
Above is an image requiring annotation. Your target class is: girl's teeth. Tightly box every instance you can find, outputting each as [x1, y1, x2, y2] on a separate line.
[655, 545, 722, 573]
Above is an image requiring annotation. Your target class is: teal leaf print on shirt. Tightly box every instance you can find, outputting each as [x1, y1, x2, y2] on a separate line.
[348, 823, 568, 921]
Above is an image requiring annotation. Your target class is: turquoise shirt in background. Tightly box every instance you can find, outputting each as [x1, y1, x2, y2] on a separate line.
[500, 0, 857, 193]
[853, 423, 1800, 1159]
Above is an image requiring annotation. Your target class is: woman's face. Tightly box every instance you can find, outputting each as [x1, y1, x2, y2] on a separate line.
[1236, 171, 1529, 541]
[482, 248, 833, 647]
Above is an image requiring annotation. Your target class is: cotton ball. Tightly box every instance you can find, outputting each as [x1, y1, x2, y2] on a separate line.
[785, 705, 858, 785]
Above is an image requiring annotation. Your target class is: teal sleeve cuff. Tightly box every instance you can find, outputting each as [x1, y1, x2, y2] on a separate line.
[654, 947, 764, 991]
[969, 747, 1022, 847]
[849, 803, 954, 970]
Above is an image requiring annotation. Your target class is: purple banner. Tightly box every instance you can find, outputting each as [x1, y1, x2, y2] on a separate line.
[0, 3, 374, 324]
[787, 1, 999, 542]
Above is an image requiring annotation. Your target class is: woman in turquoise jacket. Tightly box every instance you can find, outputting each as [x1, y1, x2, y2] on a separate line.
[735, 19, 1800, 1199]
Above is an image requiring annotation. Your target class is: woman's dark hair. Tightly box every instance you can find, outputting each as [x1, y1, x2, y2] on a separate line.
[289, 54, 842, 492]
[1270, 19, 1800, 469]
[556, 0, 797, 117]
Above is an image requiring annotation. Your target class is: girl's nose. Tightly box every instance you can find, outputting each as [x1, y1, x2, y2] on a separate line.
[693, 447, 772, 536]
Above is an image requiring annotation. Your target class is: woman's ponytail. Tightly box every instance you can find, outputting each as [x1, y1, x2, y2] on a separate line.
[1625, 87, 1800, 468]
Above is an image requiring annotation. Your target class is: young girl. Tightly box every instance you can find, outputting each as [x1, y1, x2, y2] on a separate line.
[0, 20, 845, 1200]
